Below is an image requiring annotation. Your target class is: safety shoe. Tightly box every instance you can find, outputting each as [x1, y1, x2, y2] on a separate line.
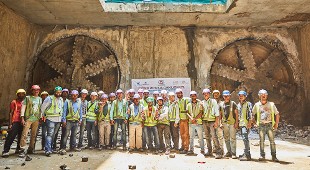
[45, 152, 51, 157]
[18, 152, 26, 158]
[224, 152, 232, 158]
[232, 155, 238, 159]
[158, 150, 163, 153]
[139, 148, 144, 152]
[179, 148, 184, 152]
[215, 154, 222, 159]
[15, 148, 24, 154]
[2, 152, 9, 158]
[128, 148, 134, 153]
[204, 151, 213, 157]
[272, 156, 279, 162]
[239, 154, 251, 161]
[258, 155, 265, 161]
[73, 147, 81, 152]
[59, 149, 67, 155]
[187, 150, 194, 155]
[179, 150, 188, 154]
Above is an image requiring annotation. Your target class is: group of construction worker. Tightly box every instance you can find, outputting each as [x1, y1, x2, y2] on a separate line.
[2, 85, 280, 162]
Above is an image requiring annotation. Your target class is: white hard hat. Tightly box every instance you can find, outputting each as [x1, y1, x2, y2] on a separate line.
[90, 92, 98, 96]
[129, 89, 135, 93]
[98, 90, 104, 95]
[101, 94, 108, 99]
[160, 90, 167, 94]
[153, 91, 159, 95]
[212, 90, 220, 94]
[133, 94, 140, 99]
[116, 89, 123, 94]
[157, 97, 163, 101]
[81, 89, 88, 94]
[138, 89, 144, 93]
[258, 89, 268, 95]
[202, 88, 211, 94]
[168, 92, 175, 96]
[190, 91, 197, 95]
[143, 90, 149, 93]
[175, 88, 183, 93]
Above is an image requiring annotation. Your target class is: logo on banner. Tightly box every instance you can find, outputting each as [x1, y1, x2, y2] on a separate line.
[158, 80, 164, 85]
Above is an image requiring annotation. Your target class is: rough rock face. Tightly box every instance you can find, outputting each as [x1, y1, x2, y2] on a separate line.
[0, 3, 309, 126]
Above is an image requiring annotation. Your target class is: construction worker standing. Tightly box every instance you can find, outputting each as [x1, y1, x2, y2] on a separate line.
[175, 88, 190, 154]
[187, 91, 204, 155]
[156, 97, 171, 155]
[86, 92, 99, 149]
[2, 89, 26, 157]
[41, 86, 64, 157]
[97, 94, 112, 150]
[127, 94, 144, 152]
[61, 90, 82, 153]
[252, 89, 280, 162]
[167, 92, 180, 152]
[160, 90, 169, 106]
[110, 89, 128, 150]
[108, 92, 116, 148]
[78, 89, 88, 149]
[143, 97, 160, 154]
[201, 89, 222, 158]
[221, 90, 239, 159]
[39, 91, 49, 151]
[237, 91, 253, 161]
[19, 85, 42, 157]
[212, 89, 224, 157]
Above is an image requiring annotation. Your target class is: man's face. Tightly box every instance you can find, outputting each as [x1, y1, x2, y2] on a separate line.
[169, 95, 175, 102]
[158, 100, 163, 106]
[17, 93, 26, 100]
[117, 92, 123, 99]
[147, 102, 153, 107]
[41, 94, 48, 101]
[109, 96, 116, 101]
[90, 95, 97, 101]
[71, 94, 78, 100]
[138, 92, 143, 98]
[133, 98, 139, 105]
[176, 92, 183, 99]
[223, 95, 231, 102]
[153, 94, 159, 99]
[259, 94, 268, 101]
[129, 92, 134, 98]
[62, 92, 68, 98]
[143, 92, 149, 99]
[190, 94, 197, 101]
[55, 90, 62, 97]
[81, 93, 87, 99]
[161, 94, 167, 99]
[239, 94, 246, 102]
[204, 93, 210, 100]
[101, 98, 108, 104]
[32, 89, 40, 96]
[213, 92, 220, 99]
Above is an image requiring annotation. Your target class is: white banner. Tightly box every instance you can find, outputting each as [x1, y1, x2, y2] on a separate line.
[131, 78, 191, 97]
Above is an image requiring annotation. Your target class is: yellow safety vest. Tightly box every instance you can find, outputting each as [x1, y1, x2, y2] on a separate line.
[168, 101, 178, 122]
[222, 101, 236, 125]
[178, 98, 190, 120]
[187, 101, 202, 124]
[97, 103, 111, 122]
[128, 103, 144, 123]
[24, 96, 42, 120]
[255, 102, 275, 127]
[144, 106, 157, 127]
[112, 99, 127, 119]
[202, 99, 216, 121]
[86, 101, 98, 120]
[157, 106, 170, 126]
[66, 100, 80, 121]
[45, 96, 62, 117]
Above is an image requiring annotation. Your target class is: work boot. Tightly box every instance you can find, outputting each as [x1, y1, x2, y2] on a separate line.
[179, 147, 184, 152]
[232, 154, 238, 159]
[45, 152, 51, 157]
[204, 151, 213, 157]
[215, 154, 222, 159]
[272, 155, 279, 162]
[258, 155, 265, 161]
[224, 152, 232, 158]
[2, 152, 9, 158]
[179, 150, 188, 154]
[19, 152, 26, 158]
[158, 150, 163, 153]
[239, 154, 251, 161]
[187, 150, 194, 155]
[73, 147, 81, 152]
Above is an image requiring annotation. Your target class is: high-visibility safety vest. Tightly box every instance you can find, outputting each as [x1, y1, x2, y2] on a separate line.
[157, 106, 169, 126]
[112, 99, 127, 119]
[141, 99, 148, 108]
[178, 98, 190, 120]
[86, 101, 98, 121]
[143, 106, 157, 127]
[168, 101, 178, 122]
[45, 96, 63, 117]
[128, 103, 144, 123]
[187, 100, 202, 125]
[222, 101, 236, 125]
[24, 96, 42, 120]
[66, 100, 81, 121]
[239, 101, 251, 125]
[255, 102, 275, 127]
[202, 98, 216, 121]
[97, 103, 111, 122]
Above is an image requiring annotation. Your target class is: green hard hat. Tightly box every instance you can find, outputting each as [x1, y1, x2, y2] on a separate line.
[146, 97, 154, 103]
[54, 86, 63, 91]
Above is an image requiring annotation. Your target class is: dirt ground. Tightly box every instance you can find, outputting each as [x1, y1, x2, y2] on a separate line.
[0, 138, 309, 170]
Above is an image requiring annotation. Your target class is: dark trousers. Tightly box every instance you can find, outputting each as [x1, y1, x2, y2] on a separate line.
[109, 125, 114, 147]
[53, 123, 65, 150]
[170, 121, 179, 150]
[86, 121, 97, 147]
[40, 121, 47, 150]
[3, 122, 23, 153]
[113, 119, 126, 147]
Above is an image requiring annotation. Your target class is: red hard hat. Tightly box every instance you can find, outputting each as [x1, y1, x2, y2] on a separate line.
[31, 85, 40, 90]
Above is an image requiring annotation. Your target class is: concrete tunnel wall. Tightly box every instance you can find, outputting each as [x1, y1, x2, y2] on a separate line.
[0, 3, 308, 125]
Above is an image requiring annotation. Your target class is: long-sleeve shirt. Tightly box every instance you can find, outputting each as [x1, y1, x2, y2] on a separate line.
[158, 106, 169, 120]
[109, 99, 128, 120]
[41, 96, 63, 123]
[62, 100, 82, 122]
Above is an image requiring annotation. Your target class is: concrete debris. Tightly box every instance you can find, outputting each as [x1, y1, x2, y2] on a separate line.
[69, 154, 73, 157]
[82, 156, 88, 162]
[5, 167, 10, 169]
[21, 162, 26, 166]
[128, 165, 136, 169]
[169, 154, 175, 158]
[60, 164, 67, 170]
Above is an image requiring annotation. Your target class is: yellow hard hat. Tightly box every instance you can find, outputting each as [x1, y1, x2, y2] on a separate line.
[2, 130, 7, 135]
[16, 89, 26, 95]
[41, 91, 49, 96]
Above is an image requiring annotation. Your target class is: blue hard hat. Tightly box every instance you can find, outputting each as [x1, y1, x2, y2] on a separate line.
[238, 91, 247, 96]
[222, 90, 231, 96]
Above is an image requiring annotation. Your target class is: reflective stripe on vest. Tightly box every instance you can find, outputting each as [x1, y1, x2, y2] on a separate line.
[168, 102, 177, 121]
[86, 101, 97, 120]
[144, 106, 157, 126]
[188, 102, 202, 124]
[128, 104, 143, 123]
[202, 99, 216, 121]
[66, 100, 80, 121]
[45, 96, 62, 117]
[178, 98, 189, 120]
[240, 102, 249, 125]
[113, 99, 127, 119]
[98, 104, 111, 121]
[256, 102, 275, 127]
